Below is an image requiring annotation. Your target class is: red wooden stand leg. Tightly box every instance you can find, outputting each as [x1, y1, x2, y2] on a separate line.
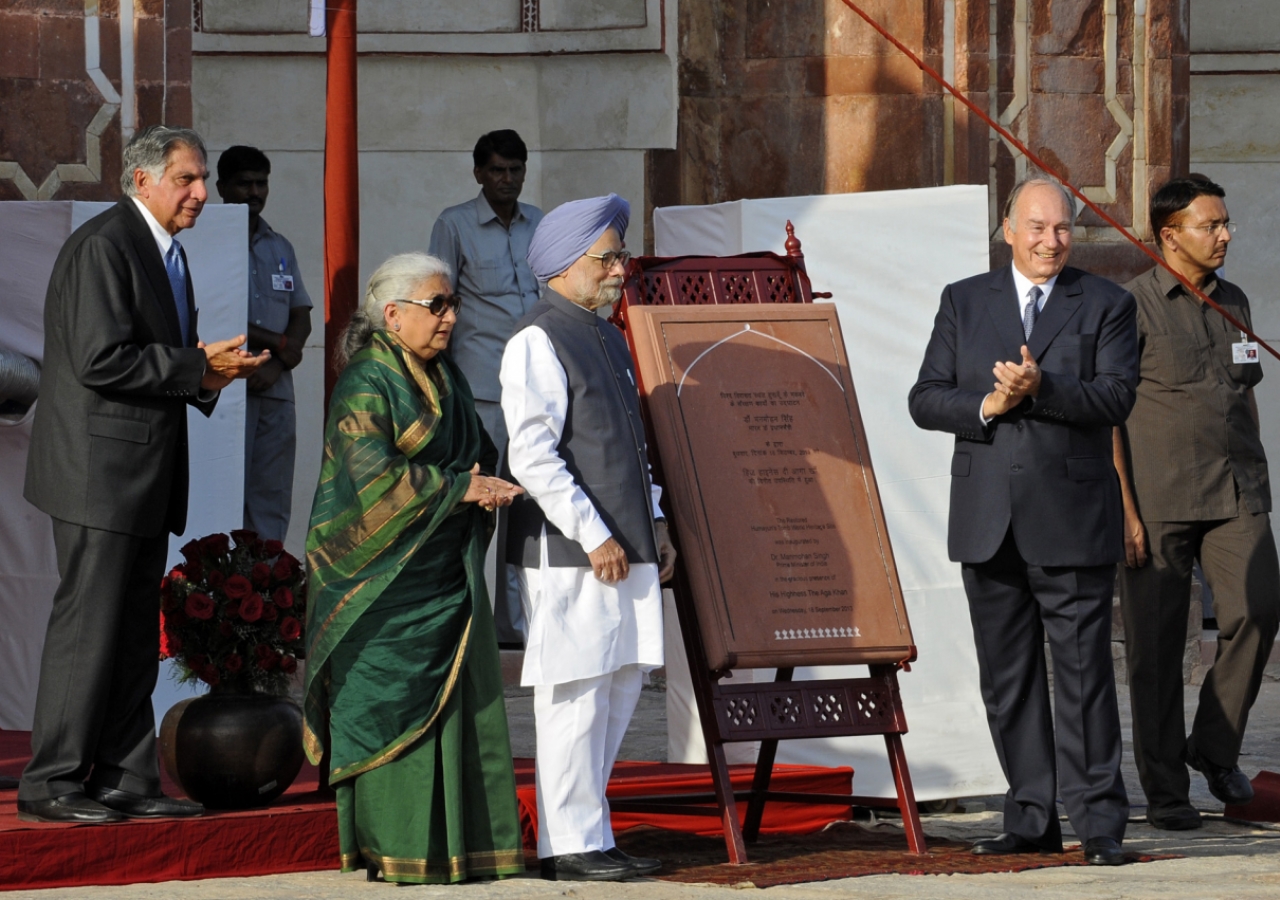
[884, 732, 927, 854]
[708, 742, 749, 864]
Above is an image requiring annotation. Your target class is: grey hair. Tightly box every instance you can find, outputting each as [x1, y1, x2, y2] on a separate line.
[1003, 175, 1077, 230]
[120, 125, 208, 197]
[336, 252, 453, 368]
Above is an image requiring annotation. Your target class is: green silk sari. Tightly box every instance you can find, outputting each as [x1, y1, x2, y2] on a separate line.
[304, 332, 523, 883]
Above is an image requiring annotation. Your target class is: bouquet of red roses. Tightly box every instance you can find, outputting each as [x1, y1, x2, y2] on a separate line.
[159, 529, 307, 694]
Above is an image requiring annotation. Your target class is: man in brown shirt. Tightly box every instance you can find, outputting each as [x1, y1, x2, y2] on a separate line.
[1113, 175, 1279, 830]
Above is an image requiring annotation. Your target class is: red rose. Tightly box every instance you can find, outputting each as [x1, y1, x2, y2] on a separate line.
[239, 592, 264, 622]
[271, 558, 291, 582]
[263, 604, 278, 622]
[257, 653, 279, 671]
[273, 587, 294, 609]
[218, 620, 235, 637]
[280, 654, 298, 674]
[200, 533, 231, 557]
[264, 539, 285, 557]
[185, 592, 216, 620]
[190, 653, 208, 670]
[180, 540, 202, 565]
[251, 562, 271, 588]
[230, 529, 258, 548]
[224, 653, 243, 673]
[251, 538, 268, 559]
[279, 617, 302, 642]
[169, 567, 186, 582]
[223, 598, 240, 617]
[185, 560, 204, 582]
[161, 591, 178, 612]
[254, 643, 274, 661]
[167, 608, 189, 627]
[223, 574, 253, 600]
[199, 666, 220, 687]
[207, 569, 226, 589]
[164, 633, 182, 656]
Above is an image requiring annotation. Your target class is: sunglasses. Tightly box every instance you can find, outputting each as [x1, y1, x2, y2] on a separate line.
[395, 293, 462, 316]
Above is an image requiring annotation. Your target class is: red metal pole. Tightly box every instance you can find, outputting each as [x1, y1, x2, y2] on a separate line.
[323, 0, 359, 414]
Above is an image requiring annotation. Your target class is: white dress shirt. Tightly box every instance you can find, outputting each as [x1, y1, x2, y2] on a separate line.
[501, 324, 664, 686]
[980, 264, 1060, 424]
[131, 197, 175, 257]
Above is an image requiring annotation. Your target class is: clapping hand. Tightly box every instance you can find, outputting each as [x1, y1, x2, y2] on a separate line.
[200, 335, 270, 390]
[982, 345, 1041, 419]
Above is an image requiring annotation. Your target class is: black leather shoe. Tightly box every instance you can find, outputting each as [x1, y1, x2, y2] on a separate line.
[86, 785, 203, 819]
[1187, 748, 1254, 805]
[1083, 836, 1126, 866]
[17, 794, 126, 824]
[605, 846, 661, 875]
[1146, 805, 1202, 830]
[971, 832, 1051, 855]
[540, 850, 634, 881]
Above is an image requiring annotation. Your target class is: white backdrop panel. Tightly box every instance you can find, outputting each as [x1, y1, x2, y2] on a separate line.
[0, 201, 247, 731]
[655, 186, 1007, 800]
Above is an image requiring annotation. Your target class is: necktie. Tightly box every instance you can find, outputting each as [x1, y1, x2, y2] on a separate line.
[1023, 285, 1042, 341]
[165, 240, 191, 346]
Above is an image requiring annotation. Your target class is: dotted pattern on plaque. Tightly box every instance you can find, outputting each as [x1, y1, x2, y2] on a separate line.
[774, 626, 860, 641]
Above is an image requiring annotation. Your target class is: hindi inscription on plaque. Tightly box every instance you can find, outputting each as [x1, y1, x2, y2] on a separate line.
[627, 304, 914, 671]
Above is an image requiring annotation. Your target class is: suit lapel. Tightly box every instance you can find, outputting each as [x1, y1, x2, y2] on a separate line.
[985, 267, 1027, 360]
[1027, 268, 1083, 360]
[120, 199, 184, 346]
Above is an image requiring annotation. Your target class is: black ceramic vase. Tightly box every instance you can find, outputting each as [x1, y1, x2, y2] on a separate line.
[160, 690, 305, 809]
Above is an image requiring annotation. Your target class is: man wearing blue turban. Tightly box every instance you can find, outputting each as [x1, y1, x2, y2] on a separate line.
[501, 195, 677, 881]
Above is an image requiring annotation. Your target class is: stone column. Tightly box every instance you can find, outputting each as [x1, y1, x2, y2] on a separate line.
[649, 0, 1189, 279]
[0, 0, 193, 202]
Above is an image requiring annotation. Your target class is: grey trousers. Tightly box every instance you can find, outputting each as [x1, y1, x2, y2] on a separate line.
[243, 391, 296, 544]
[19, 520, 168, 801]
[1119, 496, 1280, 813]
[474, 398, 526, 644]
[962, 530, 1129, 847]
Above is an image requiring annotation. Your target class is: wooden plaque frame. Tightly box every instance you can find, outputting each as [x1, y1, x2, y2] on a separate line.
[606, 227, 926, 862]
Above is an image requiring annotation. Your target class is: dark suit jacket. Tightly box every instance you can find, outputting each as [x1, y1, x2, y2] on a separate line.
[25, 199, 217, 538]
[908, 265, 1138, 567]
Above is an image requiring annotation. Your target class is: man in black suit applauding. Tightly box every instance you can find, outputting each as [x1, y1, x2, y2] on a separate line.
[909, 177, 1138, 866]
[17, 125, 268, 823]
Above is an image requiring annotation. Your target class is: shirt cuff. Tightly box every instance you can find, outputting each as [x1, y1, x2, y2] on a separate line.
[980, 394, 993, 426]
[579, 516, 614, 556]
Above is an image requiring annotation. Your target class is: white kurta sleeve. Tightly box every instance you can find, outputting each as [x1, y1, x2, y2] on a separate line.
[501, 325, 613, 555]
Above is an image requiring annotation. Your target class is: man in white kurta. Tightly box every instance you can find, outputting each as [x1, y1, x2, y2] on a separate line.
[501, 194, 676, 882]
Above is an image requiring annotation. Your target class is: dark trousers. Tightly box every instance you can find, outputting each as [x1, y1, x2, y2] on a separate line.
[18, 519, 168, 802]
[1119, 500, 1280, 813]
[962, 530, 1129, 847]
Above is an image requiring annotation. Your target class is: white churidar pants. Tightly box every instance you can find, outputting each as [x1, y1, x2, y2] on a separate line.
[533, 664, 643, 858]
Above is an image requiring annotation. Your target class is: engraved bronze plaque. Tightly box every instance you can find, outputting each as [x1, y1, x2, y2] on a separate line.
[627, 304, 915, 671]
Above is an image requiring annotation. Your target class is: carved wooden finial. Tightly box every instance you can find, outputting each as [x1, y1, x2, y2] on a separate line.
[784, 220, 802, 259]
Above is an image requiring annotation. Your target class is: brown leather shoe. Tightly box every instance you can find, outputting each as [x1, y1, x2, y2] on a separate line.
[17, 793, 126, 824]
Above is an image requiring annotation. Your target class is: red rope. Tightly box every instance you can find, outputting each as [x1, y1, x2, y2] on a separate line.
[836, 0, 1278, 361]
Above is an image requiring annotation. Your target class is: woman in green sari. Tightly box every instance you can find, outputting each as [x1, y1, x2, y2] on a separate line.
[304, 252, 525, 884]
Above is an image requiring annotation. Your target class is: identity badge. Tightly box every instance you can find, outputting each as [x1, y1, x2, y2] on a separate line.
[1233, 331, 1259, 364]
[272, 274, 295, 291]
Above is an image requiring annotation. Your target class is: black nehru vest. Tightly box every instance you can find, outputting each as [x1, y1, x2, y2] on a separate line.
[505, 290, 659, 568]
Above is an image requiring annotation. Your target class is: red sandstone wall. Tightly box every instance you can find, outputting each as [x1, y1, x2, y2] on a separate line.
[0, 0, 192, 202]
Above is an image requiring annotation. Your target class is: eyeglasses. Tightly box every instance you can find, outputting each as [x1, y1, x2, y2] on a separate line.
[1170, 221, 1238, 236]
[583, 250, 632, 270]
[395, 293, 462, 316]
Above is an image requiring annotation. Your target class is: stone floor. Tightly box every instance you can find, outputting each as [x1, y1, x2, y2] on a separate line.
[8, 682, 1280, 899]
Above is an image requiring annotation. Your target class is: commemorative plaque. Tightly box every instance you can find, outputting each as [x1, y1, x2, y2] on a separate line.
[626, 303, 914, 672]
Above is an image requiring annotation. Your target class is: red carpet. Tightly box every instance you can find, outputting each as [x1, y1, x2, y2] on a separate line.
[0, 729, 852, 891]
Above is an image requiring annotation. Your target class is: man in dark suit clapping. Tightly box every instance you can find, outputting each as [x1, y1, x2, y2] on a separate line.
[908, 177, 1138, 866]
[17, 126, 268, 823]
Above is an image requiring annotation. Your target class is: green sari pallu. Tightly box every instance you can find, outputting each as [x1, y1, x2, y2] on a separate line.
[304, 333, 523, 884]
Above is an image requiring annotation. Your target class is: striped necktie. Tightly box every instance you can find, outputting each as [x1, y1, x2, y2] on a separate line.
[1023, 285, 1042, 341]
[165, 240, 191, 345]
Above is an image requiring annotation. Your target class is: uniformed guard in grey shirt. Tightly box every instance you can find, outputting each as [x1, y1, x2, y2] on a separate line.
[1113, 174, 1280, 829]
[430, 129, 543, 645]
[216, 146, 313, 544]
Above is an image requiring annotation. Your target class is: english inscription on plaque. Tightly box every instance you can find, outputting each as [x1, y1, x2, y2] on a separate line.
[626, 304, 914, 671]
